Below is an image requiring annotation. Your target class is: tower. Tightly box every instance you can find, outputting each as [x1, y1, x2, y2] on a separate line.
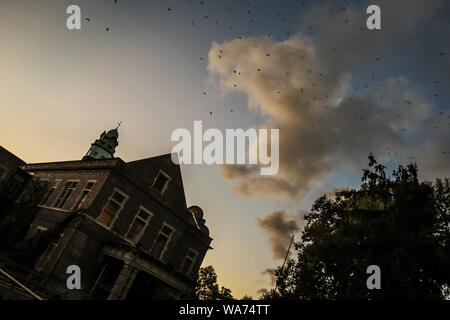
[83, 123, 120, 160]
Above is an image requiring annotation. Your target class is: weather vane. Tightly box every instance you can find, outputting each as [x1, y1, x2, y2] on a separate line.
[116, 121, 122, 129]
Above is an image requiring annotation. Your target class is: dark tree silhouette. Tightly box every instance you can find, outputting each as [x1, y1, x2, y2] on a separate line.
[0, 178, 48, 255]
[7, 209, 85, 268]
[0, 177, 85, 268]
[272, 154, 450, 299]
[194, 265, 233, 300]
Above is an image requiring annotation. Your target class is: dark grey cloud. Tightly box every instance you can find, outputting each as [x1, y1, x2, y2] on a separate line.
[261, 268, 276, 286]
[257, 210, 306, 260]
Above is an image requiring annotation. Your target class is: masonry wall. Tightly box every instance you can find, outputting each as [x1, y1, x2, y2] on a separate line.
[0, 146, 26, 197]
[93, 169, 210, 278]
[31, 170, 111, 213]
[20, 159, 212, 300]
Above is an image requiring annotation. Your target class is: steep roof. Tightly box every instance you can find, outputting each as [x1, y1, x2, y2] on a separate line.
[120, 153, 187, 212]
[0, 145, 26, 166]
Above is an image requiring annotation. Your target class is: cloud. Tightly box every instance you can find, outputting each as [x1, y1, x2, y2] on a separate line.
[257, 210, 306, 260]
[208, 0, 450, 201]
[261, 268, 276, 286]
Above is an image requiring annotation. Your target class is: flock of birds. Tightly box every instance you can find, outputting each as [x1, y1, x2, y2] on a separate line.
[83, 0, 448, 159]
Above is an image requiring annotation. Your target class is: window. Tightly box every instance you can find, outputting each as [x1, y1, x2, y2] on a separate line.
[6, 174, 25, 198]
[32, 226, 48, 238]
[152, 171, 171, 194]
[40, 186, 55, 206]
[98, 189, 128, 227]
[0, 165, 6, 180]
[151, 224, 175, 260]
[40, 180, 61, 206]
[181, 249, 198, 275]
[54, 181, 78, 209]
[126, 207, 152, 242]
[74, 181, 95, 209]
[46, 233, 64, 261]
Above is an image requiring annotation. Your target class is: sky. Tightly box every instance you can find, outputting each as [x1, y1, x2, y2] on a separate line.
[0, 0, 449, 298]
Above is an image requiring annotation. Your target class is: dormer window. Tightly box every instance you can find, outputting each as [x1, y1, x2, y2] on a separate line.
[152, 170, 171, 194]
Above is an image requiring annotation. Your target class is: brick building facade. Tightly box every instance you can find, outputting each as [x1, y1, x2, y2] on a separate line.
[0, 127, 212, 299]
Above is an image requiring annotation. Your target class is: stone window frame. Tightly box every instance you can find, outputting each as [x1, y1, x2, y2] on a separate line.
[150, 222, 176, 261]
[125, 205, 153, 243]
[5, 173, 25, 198]
[72, 179, 96, 210]
[0, 164, 8, 180]
[180, 248, 199, 276]
[151, 170, 171, 195]
[46, 232, 65, 261]
[34, 178, 49, 205]
[35, 230, 64, 271]
[40, 179, 62, 208]
[53, 179, 80, 209]
[97, 187, 129, 229]
[34, 225, 48, 237]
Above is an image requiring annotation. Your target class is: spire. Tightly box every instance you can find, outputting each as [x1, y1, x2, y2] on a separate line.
[83, 125, 120, 160]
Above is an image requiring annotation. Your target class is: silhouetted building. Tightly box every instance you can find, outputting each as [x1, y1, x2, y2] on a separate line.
[0, 128, 212, 299]
[0, 146, 29, 201]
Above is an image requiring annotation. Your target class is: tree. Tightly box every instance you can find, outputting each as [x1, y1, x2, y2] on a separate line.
[194, 265, 234, 300]
[0, 177, 49, 255]
[272, 154, 450, 299]
[257, 288, 281, 300]
[7, 209, 85, 268]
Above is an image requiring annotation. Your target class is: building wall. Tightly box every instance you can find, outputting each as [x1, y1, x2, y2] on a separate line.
[20, 157, 212, 299]
[31, 170, 111, 213]
[0, 146, 27, 198]
[92, 169, 210, 278]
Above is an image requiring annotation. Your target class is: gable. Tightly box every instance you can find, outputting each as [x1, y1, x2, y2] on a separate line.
[120, 154, 187, 213]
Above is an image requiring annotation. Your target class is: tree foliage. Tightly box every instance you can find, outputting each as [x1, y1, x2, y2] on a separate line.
[194, 265, 234, 300]
[273, 154, 450, 299]
[0, 177, 84, 268]
[0, 177, 49, 254]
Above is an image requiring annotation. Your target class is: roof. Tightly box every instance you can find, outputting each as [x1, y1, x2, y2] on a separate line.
[21, 158, 122, 171]
[20, 153, 212, 243]
[0, 145, 26, 166]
